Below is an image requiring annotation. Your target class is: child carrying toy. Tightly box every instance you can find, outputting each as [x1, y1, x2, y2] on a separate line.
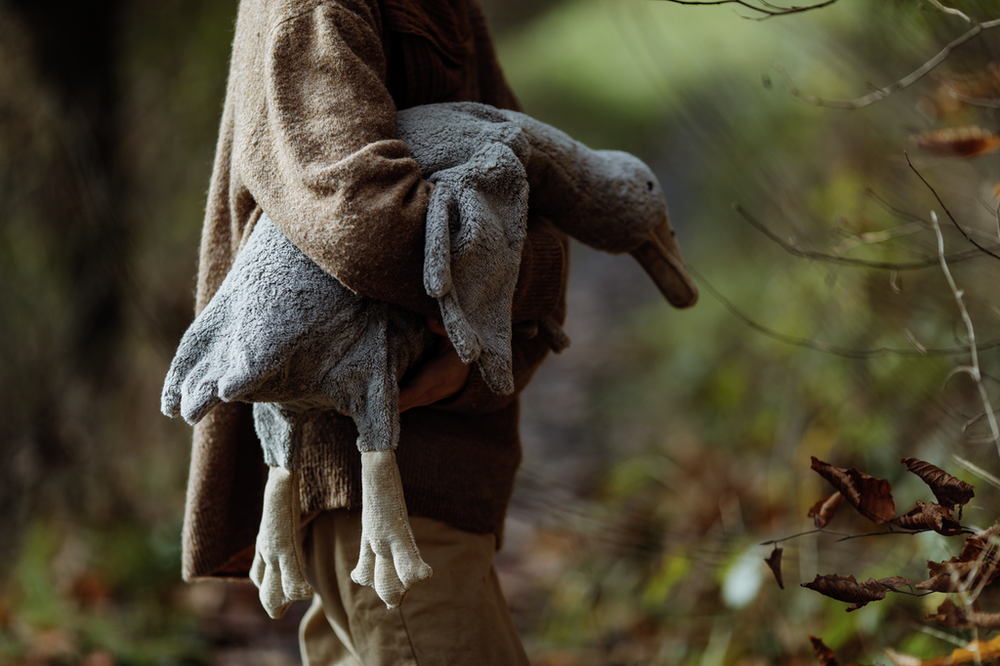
[174, 1, 696, 664]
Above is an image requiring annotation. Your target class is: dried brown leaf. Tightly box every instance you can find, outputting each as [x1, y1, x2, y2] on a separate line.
[810, 457, 896, 525]
[876, 576, 911, 591]
[919, 521, 1000, 593]
[765, 546, 784, 589]
[808, 636, 871, 666]
[958, 520, 1000, 566]
[920, 66, 1000, 121]
[930, 598, 975, 629]
[915, 558, 992, 593]
[928, 598, 1000, 632]
[967, 610, 1000, 631]
[801, 574, 886, 612]
[891, 501, 964, 537]
[810, 636, 839, 666]
[899, 458, 975, 511]
[809, 492, 846, 529]
[909, 126, 1000, 158]
[939, 63, 1000, 102]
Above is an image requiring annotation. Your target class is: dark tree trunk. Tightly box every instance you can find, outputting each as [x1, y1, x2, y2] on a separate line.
[8, 0, 128, 382]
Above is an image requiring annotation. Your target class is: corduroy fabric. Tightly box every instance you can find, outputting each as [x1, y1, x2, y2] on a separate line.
[299, 511, 530, 665]
[181, 0, 568, 582]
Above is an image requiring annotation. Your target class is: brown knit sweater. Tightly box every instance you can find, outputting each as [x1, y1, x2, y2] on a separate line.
[183, 0, 568, 580]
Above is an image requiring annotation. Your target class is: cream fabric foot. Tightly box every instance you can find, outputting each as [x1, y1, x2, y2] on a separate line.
[350, 450, 432, 608]
[251, 466, 314, 618]
[301, 511, 530, 666]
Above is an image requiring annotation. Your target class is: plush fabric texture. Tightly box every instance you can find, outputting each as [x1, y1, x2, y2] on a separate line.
[182, 0, 567, 583]
[169, 99, 695, 475]
[165, 96, 700, 607]
[163, 213, 430, 462]
[422, 141, 529, 393]
[397, 102, 697, 307]
[400, 102, 662, 253]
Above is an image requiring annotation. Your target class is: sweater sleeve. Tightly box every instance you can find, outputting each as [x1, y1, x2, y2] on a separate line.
[230, 0, 567, 320]
[232, 0, 434, 309]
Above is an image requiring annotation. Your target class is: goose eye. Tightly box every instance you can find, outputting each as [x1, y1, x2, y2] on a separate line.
[646, 181, 654, 192]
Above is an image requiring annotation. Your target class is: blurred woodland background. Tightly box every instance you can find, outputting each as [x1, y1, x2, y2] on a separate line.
[1, 0, 1000, 664]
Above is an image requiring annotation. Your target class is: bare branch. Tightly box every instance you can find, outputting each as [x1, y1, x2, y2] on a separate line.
[652, 0, 838, 20]
[832, 528, 977, 541]
[929, 211, 1000, 455]
[868, 191, 1000, 245]
[760, 524, 974, 547]
[734, 204, 1000, 270]
[688, 264, 1000, 358]
[775, 19, 1000, 109]
[952, 456, 1000, 490]
[760, 528, 851, 545]
[943, 87, 1000, 109]
[906, 153, 1000, 262]
[924, 0, 972, 23]
[908, 624, 971, 650]
[868, 190, 931, 225]
[832, 222, 926, 257]
[904, 329, 928, 353]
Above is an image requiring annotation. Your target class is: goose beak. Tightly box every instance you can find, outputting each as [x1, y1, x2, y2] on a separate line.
[628, 218, 698, 308]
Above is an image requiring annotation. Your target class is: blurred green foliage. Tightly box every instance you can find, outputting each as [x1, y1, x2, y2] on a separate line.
[1, 0, 999, 663]
[498, 1, 1000, 664]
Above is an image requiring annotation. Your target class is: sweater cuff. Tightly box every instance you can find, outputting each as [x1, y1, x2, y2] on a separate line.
[509, 219, 567, 323]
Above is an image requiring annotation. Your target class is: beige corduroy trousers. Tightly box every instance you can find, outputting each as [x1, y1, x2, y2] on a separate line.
[299, 510, 530, 666]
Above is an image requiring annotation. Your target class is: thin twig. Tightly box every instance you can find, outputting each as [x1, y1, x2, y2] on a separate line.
[735, 204, 1000, 270]
[833, 526, 977, 542]
[951, 455, 1000, 489]
[930, 211, 1000, 456]
[652, 0, 838, 19]
[775, 18, 1000, 109]
[870, 191, 1000, 245]
[868, 189, 933, 225]
[925, 0, 972, 23]
[910, 623, 975, 649]
[759, 528, 847, 545]
[760, 524, 974, 546]
[886, 588, 934, 597]
[904, 329, 928, 353]
[906, 153, 1000, 262]
[834, 225, 916, 253]
[943, 87, 1000, 109]
[688, 264, 1000, 358]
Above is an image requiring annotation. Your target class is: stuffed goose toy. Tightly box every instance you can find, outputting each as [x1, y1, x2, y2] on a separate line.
[161, 102, 697, 618]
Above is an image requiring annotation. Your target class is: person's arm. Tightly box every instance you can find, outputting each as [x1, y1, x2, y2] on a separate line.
[232, 0, 567, 322]
[233, 0, 433, 310]
[232, 0, 568, 411]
